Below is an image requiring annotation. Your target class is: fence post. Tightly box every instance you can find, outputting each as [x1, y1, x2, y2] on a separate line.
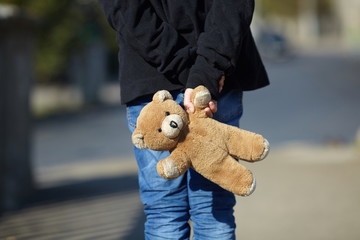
[0, 5, 35, 213]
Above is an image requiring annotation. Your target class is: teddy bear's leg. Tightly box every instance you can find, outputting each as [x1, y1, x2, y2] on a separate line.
[226, 126, 270, 162]
[191, 86, 211, 108]
[156, 152, 191, 180]
[199, 155, 256, 196]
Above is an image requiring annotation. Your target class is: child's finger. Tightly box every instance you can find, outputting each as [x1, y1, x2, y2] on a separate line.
[208, 100, 217, 113]
[184, 88, 194, 112]
[204, 107, 213, 118]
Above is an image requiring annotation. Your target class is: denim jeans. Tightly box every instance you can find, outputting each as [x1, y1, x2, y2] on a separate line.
[127, 89, 243, 240]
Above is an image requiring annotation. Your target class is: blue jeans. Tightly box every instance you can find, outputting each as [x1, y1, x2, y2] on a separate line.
[127, 89, 243, 240]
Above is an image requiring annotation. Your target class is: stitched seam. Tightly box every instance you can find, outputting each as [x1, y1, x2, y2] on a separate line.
[127, 107, 137, 129]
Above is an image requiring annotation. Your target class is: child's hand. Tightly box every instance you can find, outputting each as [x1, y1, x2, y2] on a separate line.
[184, 76, 224, 118]
[184, 88, 217, 117]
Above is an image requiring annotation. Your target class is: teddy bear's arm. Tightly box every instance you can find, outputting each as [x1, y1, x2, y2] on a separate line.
[226, 125, 269, 162]
[156, 149, 191, 180]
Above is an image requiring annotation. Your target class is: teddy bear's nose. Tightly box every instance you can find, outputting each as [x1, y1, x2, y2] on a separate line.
[170, 121, 178, 129]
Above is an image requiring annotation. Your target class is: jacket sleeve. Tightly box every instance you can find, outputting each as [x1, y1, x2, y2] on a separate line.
[186, 0, 255, 99]
[98, 0, 196, 81]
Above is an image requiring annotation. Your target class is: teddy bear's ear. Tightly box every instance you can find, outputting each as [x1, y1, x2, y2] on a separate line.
[153, 90, 173, 103]
[132, 130, 148, 149]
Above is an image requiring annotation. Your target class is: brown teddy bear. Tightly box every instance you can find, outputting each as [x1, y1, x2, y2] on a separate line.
[132, 86, 269, 196]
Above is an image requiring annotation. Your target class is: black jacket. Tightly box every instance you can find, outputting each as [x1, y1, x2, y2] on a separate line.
[99, 0, 269, 104]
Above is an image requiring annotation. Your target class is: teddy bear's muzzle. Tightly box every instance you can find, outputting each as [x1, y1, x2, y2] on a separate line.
[161, 114, 183, 139]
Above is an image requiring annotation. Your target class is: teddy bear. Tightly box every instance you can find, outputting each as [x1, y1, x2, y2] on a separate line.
[132, 86, 269, 196]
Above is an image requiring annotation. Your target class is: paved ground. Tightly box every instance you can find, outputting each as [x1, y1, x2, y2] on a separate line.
[1, 52, 360, 239]
[235, 144, 360, 240]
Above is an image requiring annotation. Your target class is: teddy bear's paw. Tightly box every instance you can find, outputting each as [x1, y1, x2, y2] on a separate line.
[132, 133, 147, 149]
[193, 89, 211, 107]
[162, 158, 180, 179]
[259, 138, 270, 160]
[242, 172, 256, 197]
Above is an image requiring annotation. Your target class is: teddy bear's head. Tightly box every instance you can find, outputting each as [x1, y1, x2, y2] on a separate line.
[132, 90, 189, 151]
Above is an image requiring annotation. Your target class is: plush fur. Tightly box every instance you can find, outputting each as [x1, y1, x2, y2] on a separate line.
[132, 86, 269, 196]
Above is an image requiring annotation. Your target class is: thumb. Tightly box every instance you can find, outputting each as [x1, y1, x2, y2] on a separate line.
[184, 88, 194, 112]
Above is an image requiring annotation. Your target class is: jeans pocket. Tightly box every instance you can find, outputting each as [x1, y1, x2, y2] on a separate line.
[126, 103, 147, 132]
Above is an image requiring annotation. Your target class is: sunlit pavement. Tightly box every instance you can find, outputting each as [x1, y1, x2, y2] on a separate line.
[1, 52, 360, 239]
[235, 144, 360, 240]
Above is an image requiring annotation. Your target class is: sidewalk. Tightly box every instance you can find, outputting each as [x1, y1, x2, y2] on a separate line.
[235, 143, 360, 240]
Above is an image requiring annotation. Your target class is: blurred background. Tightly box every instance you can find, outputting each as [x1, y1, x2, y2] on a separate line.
[0, 0, 359, 239]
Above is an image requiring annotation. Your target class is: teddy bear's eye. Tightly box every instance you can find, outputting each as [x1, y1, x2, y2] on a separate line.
[165, 112, 170, 116]
[158, 128, 162, 132]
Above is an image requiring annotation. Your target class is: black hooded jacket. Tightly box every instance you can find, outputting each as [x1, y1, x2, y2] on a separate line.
[99, 0, 269, 104]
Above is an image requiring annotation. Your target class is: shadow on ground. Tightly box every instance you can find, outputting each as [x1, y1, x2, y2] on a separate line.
[0, 174, 146, 240]
[29, 174, 138, 204]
